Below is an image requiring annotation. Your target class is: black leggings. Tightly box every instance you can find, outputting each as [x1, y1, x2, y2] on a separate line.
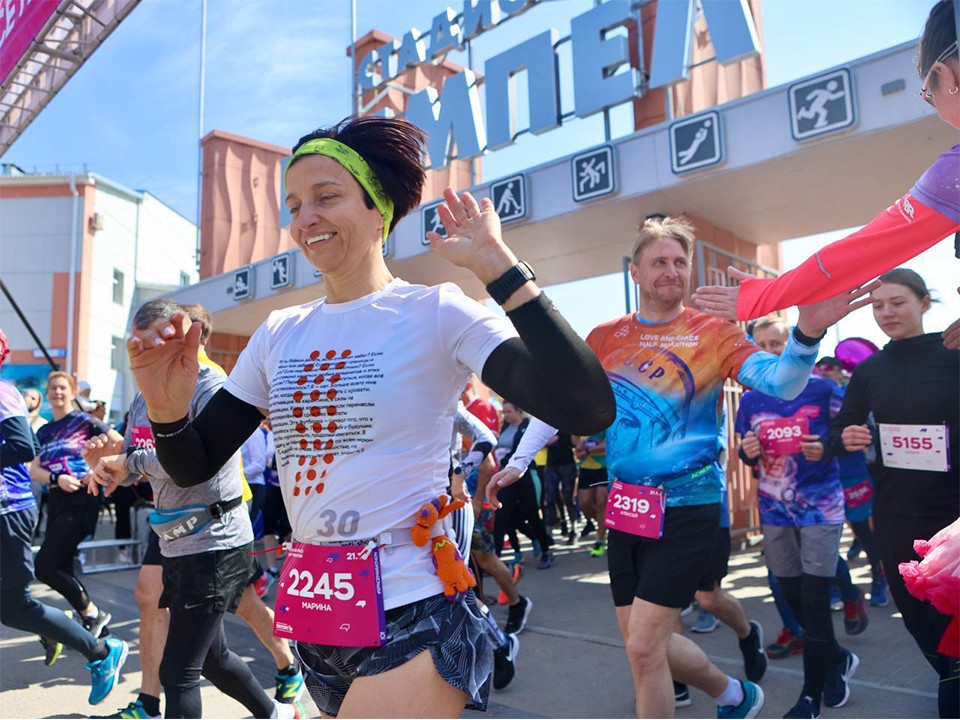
[874, 512, 959, 719]
[850, 519, 884, 582]
[493, 473, 551, 556]
[35, 501, 99, 613]
[778, 573, 843, 703]
[159, 605, 274, 719]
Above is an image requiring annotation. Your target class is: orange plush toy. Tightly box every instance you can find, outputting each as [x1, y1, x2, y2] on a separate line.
[411, 495, 476, 601]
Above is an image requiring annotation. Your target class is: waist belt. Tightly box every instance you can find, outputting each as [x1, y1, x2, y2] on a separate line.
[149, 496, 243, 542]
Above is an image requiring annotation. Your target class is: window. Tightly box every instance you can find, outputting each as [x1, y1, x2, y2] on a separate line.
[180, 271, 190, 287]
[111, 335, 123, 370]
[112, 269, 124, 304]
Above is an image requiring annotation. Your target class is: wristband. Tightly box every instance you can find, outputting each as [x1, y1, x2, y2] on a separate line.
[792, 326, 826, 347]
[49, 472, 59, 485]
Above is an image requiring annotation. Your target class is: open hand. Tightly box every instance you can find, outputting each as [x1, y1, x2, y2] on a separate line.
[691, 266, 754, 320]
[795, 280, 881, 339]
[82, 433, 123, 471]
[486, 466, 521, 508]
[87, 454, 128, 498]
[426, 188, 518, 285]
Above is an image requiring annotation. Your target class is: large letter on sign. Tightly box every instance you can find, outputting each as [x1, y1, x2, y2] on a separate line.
[571, 0, 639, 119]
[484, 30, 559, 151]
[407, 70, 486, 168]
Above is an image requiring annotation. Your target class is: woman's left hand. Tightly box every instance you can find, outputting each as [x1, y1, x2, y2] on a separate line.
[799, 435, 824, 462]
[427, 187, 519, 285]
[486, 467, 521, 508]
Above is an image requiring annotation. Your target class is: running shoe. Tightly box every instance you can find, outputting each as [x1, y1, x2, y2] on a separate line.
[845, 538, 863, 562]
[692, 609, 720, 633]
[829, 586, 842, 612]
[739, 620, 768, 683]
[766, 628, 803, 659]
[87, 637, 128, 705]
[674, 681, 692, 708]
[842, 592, 869, 635]
[589, 541, 606, 558]
[39, 635, 63, 667]
[498, 563, 525, 605]
[275, 666, 305, 703]
[782, 694, 820, 719]
[680, 602, 695, 618]
[95, 699, 161, 719]
[82, 609, 113, 640]
[504, 595, 533, 635]
[566, 531, 576, 546]
[822, 648, 858, 708]
[580, 519, 596, 539]
[869, 579, 889, 607]
[254, 570, 275, 599]
[536, 550, 553, 569]
[717, 679, 764, 719]
[493, 632, 520, 690]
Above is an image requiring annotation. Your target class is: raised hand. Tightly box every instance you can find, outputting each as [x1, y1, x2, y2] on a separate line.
[691, 266, 754, 320]
[795, 280, 881, 339]
[426, 188, 519, 286]
[127, 312, 201, 422]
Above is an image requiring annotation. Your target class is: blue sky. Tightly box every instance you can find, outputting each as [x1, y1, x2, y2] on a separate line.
[5, 0, 956, 345]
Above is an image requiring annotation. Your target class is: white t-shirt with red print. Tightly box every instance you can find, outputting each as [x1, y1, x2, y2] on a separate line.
[225, 278, 517, 609]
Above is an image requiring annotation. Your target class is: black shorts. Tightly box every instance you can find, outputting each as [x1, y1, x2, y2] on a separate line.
[607, 503, 720, 609]
[262, 484, 291, 538]
[143, 531, 162, 566]
[697, 527, 731, 591]
[578, 467, 608, 489]
[159, 543, 254, 614]
[296, 591, 493, 716]
[0, 506, 37, 589]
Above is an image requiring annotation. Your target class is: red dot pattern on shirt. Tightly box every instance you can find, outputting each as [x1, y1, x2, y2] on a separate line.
[288, 348, 351, 498]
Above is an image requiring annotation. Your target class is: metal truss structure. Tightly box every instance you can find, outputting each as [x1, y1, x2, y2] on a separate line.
[1, 0, 141, 157]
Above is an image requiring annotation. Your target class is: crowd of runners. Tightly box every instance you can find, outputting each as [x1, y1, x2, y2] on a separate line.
[1, 2, 958, 718]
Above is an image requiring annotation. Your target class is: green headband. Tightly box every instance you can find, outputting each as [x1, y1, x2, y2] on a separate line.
[286, 138, 394, 241]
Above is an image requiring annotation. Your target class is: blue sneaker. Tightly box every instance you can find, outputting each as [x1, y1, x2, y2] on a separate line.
[869, 579, 889, 607]
[87, 637, 128, 705]
[692, 609, 720, 633]
[829, 585, 843, 611]
[717, 679, 764, 719]
[275, 667, 305, 703]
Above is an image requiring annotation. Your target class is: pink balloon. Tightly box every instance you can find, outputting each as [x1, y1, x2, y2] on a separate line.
[835, 337, 880, 372]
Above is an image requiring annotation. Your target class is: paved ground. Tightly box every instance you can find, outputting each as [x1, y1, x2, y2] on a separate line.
[0, 524, 941, 719]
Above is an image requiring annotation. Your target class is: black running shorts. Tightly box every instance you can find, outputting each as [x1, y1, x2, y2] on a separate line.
[607, 503, 720, 609]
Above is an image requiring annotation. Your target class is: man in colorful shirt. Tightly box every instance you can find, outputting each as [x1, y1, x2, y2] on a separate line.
[735, 318, 859, 718]
[584, 217, 874, 719]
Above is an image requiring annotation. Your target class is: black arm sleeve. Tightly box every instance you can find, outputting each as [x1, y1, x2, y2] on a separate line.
[150, 389, 264, 488]
[480, 294, 616, 436]
[827, 368, 871, 458]
[0, 415, 38, 468]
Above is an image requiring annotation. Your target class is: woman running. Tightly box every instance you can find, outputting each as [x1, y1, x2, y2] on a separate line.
[121, 116, 614, 718]
[691, 0, 960, 349]
[828, 268, 959, 718]
[31, 370, 120, 639]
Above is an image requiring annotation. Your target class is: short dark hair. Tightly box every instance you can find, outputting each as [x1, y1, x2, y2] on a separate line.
[291, 116, 426, 234]
[133, 299, 182, 331]
[816, 356, 842, 369]
[181, 304, 213, 345]
[917, 1, 957, 82]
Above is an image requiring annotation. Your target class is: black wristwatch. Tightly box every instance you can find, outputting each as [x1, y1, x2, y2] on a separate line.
[485, 262, 536, 305]
[49, 472, 59, 485]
